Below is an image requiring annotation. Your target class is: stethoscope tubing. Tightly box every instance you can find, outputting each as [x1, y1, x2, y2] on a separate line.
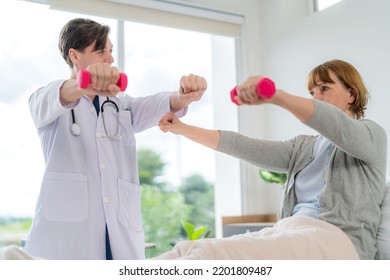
[70, 97, 120, 139]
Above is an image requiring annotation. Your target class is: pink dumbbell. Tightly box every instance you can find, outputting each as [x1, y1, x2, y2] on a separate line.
[77, 69, 128, 91]
[230, 77, 276, 105]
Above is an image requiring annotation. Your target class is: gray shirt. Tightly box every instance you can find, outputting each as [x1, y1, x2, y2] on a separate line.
[216, 99, 387, 259]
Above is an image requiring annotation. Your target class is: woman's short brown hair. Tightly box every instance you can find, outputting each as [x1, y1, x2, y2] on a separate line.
[58, 18, 110, 68]
[307, 59, 369, 119]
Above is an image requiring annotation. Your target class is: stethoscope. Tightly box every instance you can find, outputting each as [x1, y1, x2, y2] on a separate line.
[70, 97, 121, 140]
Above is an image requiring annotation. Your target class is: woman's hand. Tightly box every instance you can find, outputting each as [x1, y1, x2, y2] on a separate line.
[234, 76, 271, 105]
[159, 112, 220, 149]
[159, 112, 184, 135]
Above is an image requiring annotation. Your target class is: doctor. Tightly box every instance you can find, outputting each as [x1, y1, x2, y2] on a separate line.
[25, 18, 207, 260]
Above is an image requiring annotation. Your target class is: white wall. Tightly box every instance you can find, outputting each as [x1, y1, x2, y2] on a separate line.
[254, 0, 390, 214]
[191, 0, 390, 219]
[262, 0, 390, 140]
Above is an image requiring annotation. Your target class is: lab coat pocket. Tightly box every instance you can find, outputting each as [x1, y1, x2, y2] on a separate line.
[118, 110, 136, 147]
[118, 178, 142, 231]
[42, 172, 88, 222]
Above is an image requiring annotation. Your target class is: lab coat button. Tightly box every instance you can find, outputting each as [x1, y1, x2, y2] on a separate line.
[96, 132, 102, 138]
[90, 107, 96, 113]
[99, 163, 105, 169]
[103, 197, 109, 203]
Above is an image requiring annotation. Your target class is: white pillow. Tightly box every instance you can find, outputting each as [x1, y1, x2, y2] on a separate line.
[376, 178, 390, 260]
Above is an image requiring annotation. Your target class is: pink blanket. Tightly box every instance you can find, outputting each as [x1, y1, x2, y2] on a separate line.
[154, 216, 359, 260]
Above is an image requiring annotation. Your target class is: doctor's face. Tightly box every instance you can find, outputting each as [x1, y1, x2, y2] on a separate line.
[74, 38, 115, 70]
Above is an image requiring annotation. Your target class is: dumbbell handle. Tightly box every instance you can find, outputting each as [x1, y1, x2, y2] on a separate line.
[77, 69, 128, 91]
[230, 78, 276, 105]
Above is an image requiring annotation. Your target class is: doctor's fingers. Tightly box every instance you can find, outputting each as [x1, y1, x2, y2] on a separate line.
[89, 64, 119, 91]
[96, 66, 116, 90]
[93, 84, 120, 97]
[107, 66, 120, 87]
[180, 74, 207, 94]
[181, 90, 204, 103]
[107, 84, 121, 96]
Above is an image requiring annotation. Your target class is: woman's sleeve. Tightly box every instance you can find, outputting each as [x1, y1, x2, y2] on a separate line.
[215, 130, 296, 172]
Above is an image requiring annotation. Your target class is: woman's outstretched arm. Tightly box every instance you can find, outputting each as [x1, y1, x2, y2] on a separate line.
[159, 112, 220, 149]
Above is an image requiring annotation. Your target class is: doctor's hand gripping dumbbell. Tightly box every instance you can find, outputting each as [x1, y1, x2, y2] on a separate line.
[77, 64, 128, 94]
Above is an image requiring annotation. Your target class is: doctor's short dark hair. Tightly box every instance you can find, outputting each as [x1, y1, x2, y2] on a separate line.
[58, 18, 110, 68]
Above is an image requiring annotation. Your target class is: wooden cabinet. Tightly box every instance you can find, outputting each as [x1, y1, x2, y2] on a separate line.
[222, 214, 278, 237]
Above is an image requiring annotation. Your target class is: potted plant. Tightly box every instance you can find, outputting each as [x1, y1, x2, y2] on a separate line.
[170, 221, 211, 247]
[259, 169, 287, 188]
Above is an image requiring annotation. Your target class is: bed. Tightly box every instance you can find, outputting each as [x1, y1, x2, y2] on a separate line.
[1, 179, 389, 260]
[154, 178, 390, 260]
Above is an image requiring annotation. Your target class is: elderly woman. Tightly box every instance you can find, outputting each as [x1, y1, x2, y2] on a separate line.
[158, 59, 387, 260]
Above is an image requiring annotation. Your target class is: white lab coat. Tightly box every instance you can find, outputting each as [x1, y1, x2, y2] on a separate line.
[25, 80, 186, 260]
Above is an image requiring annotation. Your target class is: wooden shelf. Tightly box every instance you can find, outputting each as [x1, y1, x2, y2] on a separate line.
[222, 214, 278, 237]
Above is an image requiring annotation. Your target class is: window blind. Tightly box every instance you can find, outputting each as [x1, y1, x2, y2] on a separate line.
[49, 0, 243, 37]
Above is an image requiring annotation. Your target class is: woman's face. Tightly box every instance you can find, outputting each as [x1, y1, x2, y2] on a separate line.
[310, 70, 356, 117]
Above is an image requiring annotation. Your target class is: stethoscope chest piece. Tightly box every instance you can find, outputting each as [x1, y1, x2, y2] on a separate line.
[69, 97, 120, 139]
[70, 123, 81, 136]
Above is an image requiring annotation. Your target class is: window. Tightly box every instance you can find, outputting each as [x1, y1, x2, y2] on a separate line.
[124, 22, 214, 186]
[0, 0, 237, 253]
[0, 0, 118, 246]
[0, 1, 119, 219]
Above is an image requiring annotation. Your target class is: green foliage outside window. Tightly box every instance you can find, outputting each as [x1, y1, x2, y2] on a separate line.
[138, 149, 214, 258]
[0, 217, 32, 246]
[179, 174, 215, 238]
[141, 184, 191, 257]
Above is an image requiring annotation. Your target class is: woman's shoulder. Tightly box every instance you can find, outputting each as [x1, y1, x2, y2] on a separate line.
[360, 118, 387, 139]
